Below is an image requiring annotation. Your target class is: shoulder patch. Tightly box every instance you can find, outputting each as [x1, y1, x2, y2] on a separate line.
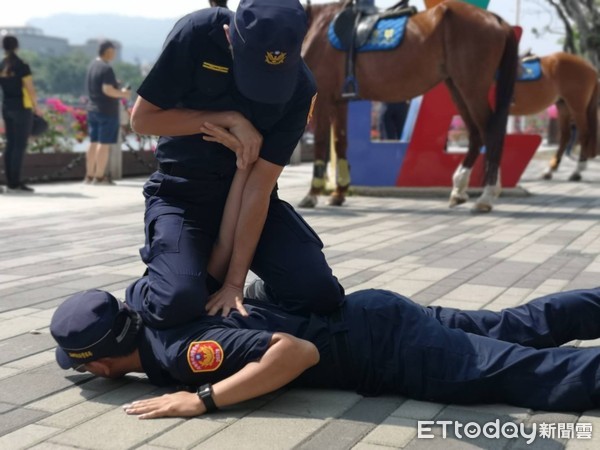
[187, 341, 224, 372]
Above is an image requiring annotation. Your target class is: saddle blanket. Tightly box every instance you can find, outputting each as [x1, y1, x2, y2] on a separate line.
[328, 15, 408, 52]
[517, 58, 542, 82]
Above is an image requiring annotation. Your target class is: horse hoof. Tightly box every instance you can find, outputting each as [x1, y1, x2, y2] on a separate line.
[329, 194, 346, 206]
[568, 173, 582, 182]
[472, 202, 493, 213]
[449, 195, 468, 208]
[299, 194, 318, 208]
[541, 172, 553, 180]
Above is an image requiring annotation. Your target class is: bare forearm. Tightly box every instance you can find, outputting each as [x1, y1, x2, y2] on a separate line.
[223, 160, 282, 288]
[208, 168, 252, 281]
[131, 97, 242, 136]
[123, 334, 319, 419]
[102, 85, 128, 99]
[212, 334, 319, 408]
[224, 186, 270, 288]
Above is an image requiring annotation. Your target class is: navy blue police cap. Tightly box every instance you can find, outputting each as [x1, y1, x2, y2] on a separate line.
[231, 0, 307, 104]
[50, 290, 141, 369]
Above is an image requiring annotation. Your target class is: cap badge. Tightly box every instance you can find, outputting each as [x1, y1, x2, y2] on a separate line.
[187, 341, 224, 373]
[265, 51, 286, 65]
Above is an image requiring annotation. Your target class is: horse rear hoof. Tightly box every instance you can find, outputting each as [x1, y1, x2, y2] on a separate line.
[329, 194, 346, 207]
[299, 194, 318, 208]
[568, 173, 582, 182]
[541, 172, 553, 180]
[472, 202, 493, 213]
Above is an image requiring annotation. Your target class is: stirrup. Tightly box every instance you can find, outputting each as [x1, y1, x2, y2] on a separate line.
[341, 76, 359, 100]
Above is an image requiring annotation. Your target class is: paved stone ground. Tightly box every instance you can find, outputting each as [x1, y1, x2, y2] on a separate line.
[1, 154, 600, 449]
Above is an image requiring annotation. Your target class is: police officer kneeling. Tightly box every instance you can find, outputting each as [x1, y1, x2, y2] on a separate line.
[51, 283, 600, 418]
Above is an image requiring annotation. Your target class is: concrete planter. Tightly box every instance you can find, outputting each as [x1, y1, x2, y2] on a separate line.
[0, 151, 158, 184]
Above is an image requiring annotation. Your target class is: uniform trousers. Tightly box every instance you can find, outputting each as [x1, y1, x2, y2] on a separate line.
[138, 171, 344, 329]
[337, 287, 600, 411]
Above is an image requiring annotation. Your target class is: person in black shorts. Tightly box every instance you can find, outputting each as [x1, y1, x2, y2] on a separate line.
[84, 40, 130, 184]
[0, 35, 39, 193]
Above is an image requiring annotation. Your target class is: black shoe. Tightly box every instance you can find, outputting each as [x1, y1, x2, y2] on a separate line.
[7, 184, 35, 193]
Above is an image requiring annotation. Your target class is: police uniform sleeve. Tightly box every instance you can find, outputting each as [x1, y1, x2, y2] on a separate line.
[137, 14, 203, 110]
[259, 65, 317, 167]
[175, 327, 273, 386]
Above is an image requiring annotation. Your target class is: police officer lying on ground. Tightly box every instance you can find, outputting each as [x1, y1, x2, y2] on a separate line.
[129, 0, 344, 329]
[51, 281, 600, 417]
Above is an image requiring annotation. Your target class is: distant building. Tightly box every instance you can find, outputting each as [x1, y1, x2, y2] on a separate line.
[0, 27, 122, 62]
[0, 26, 69, 56]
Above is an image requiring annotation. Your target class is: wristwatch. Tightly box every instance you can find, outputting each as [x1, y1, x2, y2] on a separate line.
[197, 383, 218, 413]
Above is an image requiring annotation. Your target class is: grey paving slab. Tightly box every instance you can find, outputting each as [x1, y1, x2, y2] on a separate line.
[2, 158, 600, 449]
[262, 388, 361, 419]
[0, 331, 56, 365]
[296, 396, 406, 450]
[191, 411, 324, 449]
[0, 363, 87, 405]
[0, 407, 50, 436]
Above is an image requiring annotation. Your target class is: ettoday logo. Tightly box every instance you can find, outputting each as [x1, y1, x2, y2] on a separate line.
[418, 420, 593, 444]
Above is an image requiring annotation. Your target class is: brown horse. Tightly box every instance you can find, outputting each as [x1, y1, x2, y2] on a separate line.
[510, 52, 598, 181]
[300, 0, 518, 212]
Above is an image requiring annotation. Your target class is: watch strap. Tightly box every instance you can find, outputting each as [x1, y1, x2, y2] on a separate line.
[197, 383, 218, 412]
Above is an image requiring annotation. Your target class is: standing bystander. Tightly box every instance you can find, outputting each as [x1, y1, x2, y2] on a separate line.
[0, 36, 39, 193]
[84, 40, 130, 184]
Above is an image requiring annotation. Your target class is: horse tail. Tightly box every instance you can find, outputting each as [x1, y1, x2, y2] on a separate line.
[486, 27, 519, 161]
[585, 79, 598, 159]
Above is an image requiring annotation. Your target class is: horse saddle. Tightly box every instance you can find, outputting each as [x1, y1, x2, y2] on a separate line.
[330, 3, 416, 51]
[517, 57, 542, 82]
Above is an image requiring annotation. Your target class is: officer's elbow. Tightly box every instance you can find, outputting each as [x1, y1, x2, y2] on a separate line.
[130, 107, 148, 135]
[130, 97, 156, 135]
[277, 334, 319, 370]
[299, 339, 320, 369]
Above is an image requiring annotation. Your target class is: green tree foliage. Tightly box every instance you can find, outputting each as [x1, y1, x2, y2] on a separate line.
[546, 0, 600, 69]
[20, 50, 144, 100]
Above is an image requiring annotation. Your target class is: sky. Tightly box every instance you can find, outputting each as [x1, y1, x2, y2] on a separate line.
[2, 0, 564, 55]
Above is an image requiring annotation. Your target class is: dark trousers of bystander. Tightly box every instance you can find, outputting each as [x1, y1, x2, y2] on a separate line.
[2, 108, 32, 188]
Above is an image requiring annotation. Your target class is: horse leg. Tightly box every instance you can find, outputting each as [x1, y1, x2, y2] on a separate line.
[543, 101, 571, 180]
[564, 84, 597, 182]
[445, 80, 483, 208]
[329, 102, 350, 206]
[568, 157, 586, 182]
[299, 99, 331, 208]
[450, 165, 472, 207]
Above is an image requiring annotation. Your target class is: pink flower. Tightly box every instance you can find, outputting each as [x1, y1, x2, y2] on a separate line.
[45, 98, 71, 114]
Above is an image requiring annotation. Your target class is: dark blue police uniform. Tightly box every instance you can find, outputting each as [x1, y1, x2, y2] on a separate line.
[127, 277, 600, 411]
[136, 7, 343, 329]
